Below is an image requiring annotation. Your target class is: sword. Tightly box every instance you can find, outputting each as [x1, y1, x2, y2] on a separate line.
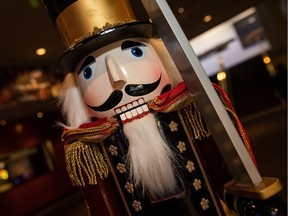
[141, 0, 282, 199]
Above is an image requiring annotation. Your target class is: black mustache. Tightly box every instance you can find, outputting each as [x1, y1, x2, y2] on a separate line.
[87, 75, 161, 112]
[87, 90, 123, 112]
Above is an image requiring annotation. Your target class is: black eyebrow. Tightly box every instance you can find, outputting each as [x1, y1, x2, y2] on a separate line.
[78, 56, 96, 74]
[121, 40, 146, 51]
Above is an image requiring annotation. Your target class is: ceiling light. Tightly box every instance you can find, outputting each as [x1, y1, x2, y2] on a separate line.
[36, 48, 46, 56]
[263, 56, 271, 64]
[217, 71, 226, 81]
[178, 7, 185, 14]
[0, 169, 9, 180]
[203, 15, 212, 23]
[37, 112, 43, 118]
[0, 120, 6, 126]
[15, 123, 23, 133]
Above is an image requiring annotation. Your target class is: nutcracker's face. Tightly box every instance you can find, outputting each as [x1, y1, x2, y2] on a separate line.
[75, 38, 172, 119]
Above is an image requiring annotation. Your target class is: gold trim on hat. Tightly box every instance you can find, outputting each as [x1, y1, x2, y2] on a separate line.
[55, 0, 136, 49]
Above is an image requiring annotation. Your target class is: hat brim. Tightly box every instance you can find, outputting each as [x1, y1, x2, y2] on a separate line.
[60, 21, 153, 72]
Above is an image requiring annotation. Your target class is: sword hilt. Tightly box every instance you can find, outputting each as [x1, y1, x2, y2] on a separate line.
[223, 179, 286, 215]
[223, 177, 286, 215]
[224, 177, 283, 200]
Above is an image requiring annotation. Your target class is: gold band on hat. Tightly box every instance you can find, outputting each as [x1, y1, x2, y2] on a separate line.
[55, 0, 136, 49]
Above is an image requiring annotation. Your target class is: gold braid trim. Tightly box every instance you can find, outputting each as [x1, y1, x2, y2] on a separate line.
[70, 20, 136, 49]
[62, 117, 118, 186]
[179, 102, 211, 140]
[62, 117, 118, 143]
[65, 141, 109, 187]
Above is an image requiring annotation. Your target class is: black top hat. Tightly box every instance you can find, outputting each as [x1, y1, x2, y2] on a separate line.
[41, 0, 152, 71]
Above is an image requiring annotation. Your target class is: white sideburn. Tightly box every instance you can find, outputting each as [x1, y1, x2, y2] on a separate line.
[124, 113, 178, 198]
[59, 73, 91, 128]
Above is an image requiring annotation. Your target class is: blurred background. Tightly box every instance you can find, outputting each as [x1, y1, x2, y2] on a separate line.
[0, 0, 286, 215]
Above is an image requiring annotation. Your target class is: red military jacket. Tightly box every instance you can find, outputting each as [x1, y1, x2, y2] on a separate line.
[61, 82, 254, 216]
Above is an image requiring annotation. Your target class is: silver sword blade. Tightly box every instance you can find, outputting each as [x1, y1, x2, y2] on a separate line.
[142, 0, 262, 186]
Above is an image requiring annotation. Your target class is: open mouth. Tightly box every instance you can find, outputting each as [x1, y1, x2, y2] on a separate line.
[114, 98, 149, 122]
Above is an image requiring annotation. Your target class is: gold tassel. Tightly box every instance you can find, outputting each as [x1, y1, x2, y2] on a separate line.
[65, 141, 109, 187]
[180, 103, 210, 140]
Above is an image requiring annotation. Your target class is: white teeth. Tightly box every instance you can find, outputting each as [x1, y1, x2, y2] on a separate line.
[136, 106, 143, 114]
[126, 111, 133, 119]
[115, 108, 121, 114]
[132, 101, 138, 107]
[120, 113, 126, 121]
[138, 98, 145, 104]
[127, 104, 133, 109]
[142, 104, 149, 112]
[131, 109, 137, 117]
[114, 98, 149, 122]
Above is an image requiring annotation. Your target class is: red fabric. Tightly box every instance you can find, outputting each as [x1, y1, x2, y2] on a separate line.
[79, 117, 112, 128]
[212, 83, 258, 167]
[148, 82, 190, 112]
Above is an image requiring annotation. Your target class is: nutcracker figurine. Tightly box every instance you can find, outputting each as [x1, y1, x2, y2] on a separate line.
[41, 0, 285, 215]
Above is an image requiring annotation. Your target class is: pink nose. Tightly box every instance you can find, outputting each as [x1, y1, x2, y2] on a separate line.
[105, 55, 126, 89]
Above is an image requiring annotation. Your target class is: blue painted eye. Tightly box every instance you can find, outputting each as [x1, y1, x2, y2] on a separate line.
[83, 67, 93, 80]
[131, 47, 144, 58]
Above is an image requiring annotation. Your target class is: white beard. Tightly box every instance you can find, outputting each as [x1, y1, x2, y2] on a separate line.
[123, 113, 178, 199]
